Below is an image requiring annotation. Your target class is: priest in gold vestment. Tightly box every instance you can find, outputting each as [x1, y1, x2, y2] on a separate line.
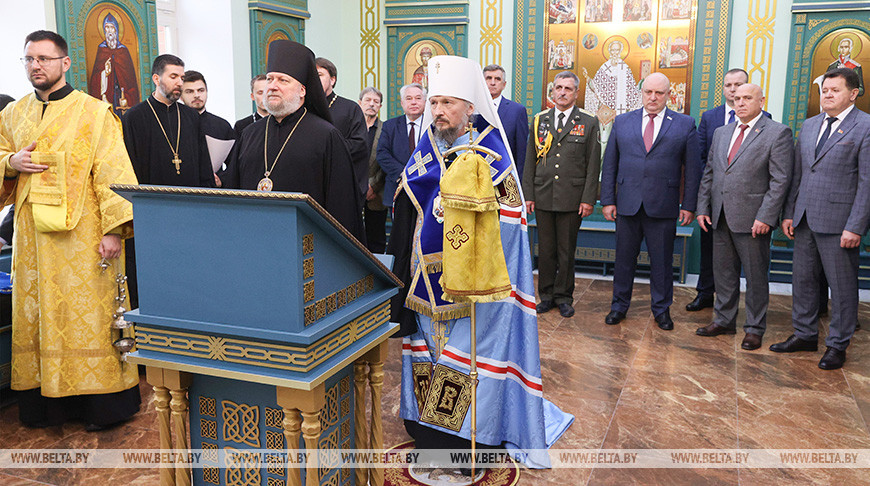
[0, 30, 140, 429]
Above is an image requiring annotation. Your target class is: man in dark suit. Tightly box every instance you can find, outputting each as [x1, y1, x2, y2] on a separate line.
[688, 68, 749, 311]
[483, 64, 530, 177]
[523, 71, 601, 318]
[600, 72, 702, 330]
[695, 84, 793, 350]
[772, 68, 870, 370]
[377, 83, 425, 214]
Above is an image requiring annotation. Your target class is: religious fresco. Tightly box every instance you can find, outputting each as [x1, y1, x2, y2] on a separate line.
[403, 40, 448, 89]
[543, 0, 696, 123]
[807, 28, 870, 118]
[549, 0, 577, 24]
[84, 3, 141, 116]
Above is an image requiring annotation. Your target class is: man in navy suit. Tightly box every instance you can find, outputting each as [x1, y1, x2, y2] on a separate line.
[377, 83, 426, 212]
[687, 68, 750, 312]
[600, 73, 702, 330]
[483, 64, 530, 177]
[771, 68, 870, 370]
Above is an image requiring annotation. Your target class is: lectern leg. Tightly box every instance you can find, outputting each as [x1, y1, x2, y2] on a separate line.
[146, 367, 175, 486]
[166, 370, 193, 486]
[277, 383, 325, 486]
[366, 341, 389, 486]
[353, 358, 369, 486]
[282, 407, 303, 486]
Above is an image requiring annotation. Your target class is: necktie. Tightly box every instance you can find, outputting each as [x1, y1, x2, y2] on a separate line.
[643, 113, 656, 152]
[728, 124, 749, 164]
[815, 116, 837, 158]
[408, 121, 416, 152]
[557, 112, 565, 132]
[728, 109, 735, 124]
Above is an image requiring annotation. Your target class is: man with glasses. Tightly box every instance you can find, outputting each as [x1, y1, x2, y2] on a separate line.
[0, 30, 140, 429]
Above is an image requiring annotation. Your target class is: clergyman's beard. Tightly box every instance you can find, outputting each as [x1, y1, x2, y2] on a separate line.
[266, 96, 303, 119]
[434, 123, 463, 148]
[30, 71, 62, 92]
[159, 82, 181, 103]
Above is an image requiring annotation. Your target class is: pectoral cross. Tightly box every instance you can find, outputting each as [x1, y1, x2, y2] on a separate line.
[172, 156, 182, 175]
[407, 151, 432, 177]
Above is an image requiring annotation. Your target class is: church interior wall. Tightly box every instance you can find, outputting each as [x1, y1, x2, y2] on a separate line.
[174, 0, 245, 123]
[0, 0, 57, 99]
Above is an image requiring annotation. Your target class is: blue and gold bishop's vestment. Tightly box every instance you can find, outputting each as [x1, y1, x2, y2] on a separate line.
[394, 124, 574, 468]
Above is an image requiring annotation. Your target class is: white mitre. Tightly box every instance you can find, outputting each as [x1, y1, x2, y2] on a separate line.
[421, 55, 505, 134]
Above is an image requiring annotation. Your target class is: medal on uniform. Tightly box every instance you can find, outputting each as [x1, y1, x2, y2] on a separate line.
[257, 177, 273, 192]
[261, 108, 307, 192]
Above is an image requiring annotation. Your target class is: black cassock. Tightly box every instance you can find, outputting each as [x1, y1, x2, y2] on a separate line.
[122, 96, 215, 188]
[200, 110, 235, 141]
[327, 92, 368, 204]
[222, 108, 364, 241]
[233, 112, 264, 140]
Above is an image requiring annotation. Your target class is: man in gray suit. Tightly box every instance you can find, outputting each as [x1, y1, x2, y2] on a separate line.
[694, 84, 793, 350]
[523, 71, 601, 318]
[771, 68, 870, 370]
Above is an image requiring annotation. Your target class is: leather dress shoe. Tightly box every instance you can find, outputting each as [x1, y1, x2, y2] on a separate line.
[818, 347, 846, 370]
[741, 333, 762, 350]
[655, 310, 674, 330]
[558, 303, 575, 318]
[536, 300, 555, 314]
[696, 323, 736, 337]
[605, 310, 625, 325]
[686, 293, 714, 312]
[769, 334, 818, 353]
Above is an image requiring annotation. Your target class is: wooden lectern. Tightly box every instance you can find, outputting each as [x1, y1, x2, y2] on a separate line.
[113, 185, 401, 486]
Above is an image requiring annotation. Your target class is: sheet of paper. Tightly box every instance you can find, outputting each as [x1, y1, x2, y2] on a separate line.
[205, 135, 235, 172]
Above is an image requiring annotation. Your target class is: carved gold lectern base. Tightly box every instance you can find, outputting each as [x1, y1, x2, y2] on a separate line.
[144, 339, 390, 486]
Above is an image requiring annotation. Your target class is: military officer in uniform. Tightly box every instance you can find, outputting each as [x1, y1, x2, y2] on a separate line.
[523, 70, 601, 318]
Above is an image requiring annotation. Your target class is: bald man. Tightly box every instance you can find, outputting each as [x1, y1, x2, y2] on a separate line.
[695, 84, 793, 350]
[600, 73, 702, 330]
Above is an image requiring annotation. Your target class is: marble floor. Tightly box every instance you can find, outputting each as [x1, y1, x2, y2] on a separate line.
[3, 277, 870, 485]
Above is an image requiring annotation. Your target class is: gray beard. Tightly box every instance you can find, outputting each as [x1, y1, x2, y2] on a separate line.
[434, 125, 463, 148]
[267, 97, 303, 119]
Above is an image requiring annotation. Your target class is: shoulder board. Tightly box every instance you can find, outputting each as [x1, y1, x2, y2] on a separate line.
[576, 107, 595, 118]
[534, 109, 549, 117]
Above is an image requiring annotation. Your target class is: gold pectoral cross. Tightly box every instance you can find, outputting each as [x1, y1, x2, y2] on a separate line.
[172, 156, 182, 175]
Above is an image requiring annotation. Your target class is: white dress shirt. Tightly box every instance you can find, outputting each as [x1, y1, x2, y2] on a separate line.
[406, 115, 422, 144]
[727, 111, 764, 156]
[817, 103, 855, 145]
[641, 108, 665, 142]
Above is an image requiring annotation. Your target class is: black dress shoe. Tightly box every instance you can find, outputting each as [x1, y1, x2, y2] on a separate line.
[558, 303, 575, 318]
[655, 310, 674, 330]
[536, 300, 555, 314]
[696, 323, 736, 336]
[605, 310, 625, 325]
[769, 334, 818, 353]
[818, 346, 846, 370]
[741, 333, 762, 350]
[686, 293, 714, 312]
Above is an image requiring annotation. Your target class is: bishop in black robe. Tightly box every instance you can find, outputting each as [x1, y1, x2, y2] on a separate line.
[222, 109, 364, 241]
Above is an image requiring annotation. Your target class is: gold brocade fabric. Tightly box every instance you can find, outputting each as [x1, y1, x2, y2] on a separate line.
[439, 151, 511, 303]
[0, 91, 139, 397]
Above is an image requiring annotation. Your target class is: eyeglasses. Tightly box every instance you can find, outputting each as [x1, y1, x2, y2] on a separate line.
[20, 56, 66, 67]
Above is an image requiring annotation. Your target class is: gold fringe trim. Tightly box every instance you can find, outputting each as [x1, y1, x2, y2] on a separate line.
[404, 297, 472, 321]
[441, 286, 512, 304]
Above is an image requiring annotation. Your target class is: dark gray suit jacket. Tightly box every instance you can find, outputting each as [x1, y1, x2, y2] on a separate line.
[784, 106, 870, 235]
[697, 115, 793, 233]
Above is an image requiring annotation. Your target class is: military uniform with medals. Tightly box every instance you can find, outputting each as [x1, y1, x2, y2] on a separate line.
[522, 106, 601, 307]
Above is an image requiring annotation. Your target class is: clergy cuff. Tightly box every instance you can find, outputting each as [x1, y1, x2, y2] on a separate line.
[2, 157, 17, 179]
